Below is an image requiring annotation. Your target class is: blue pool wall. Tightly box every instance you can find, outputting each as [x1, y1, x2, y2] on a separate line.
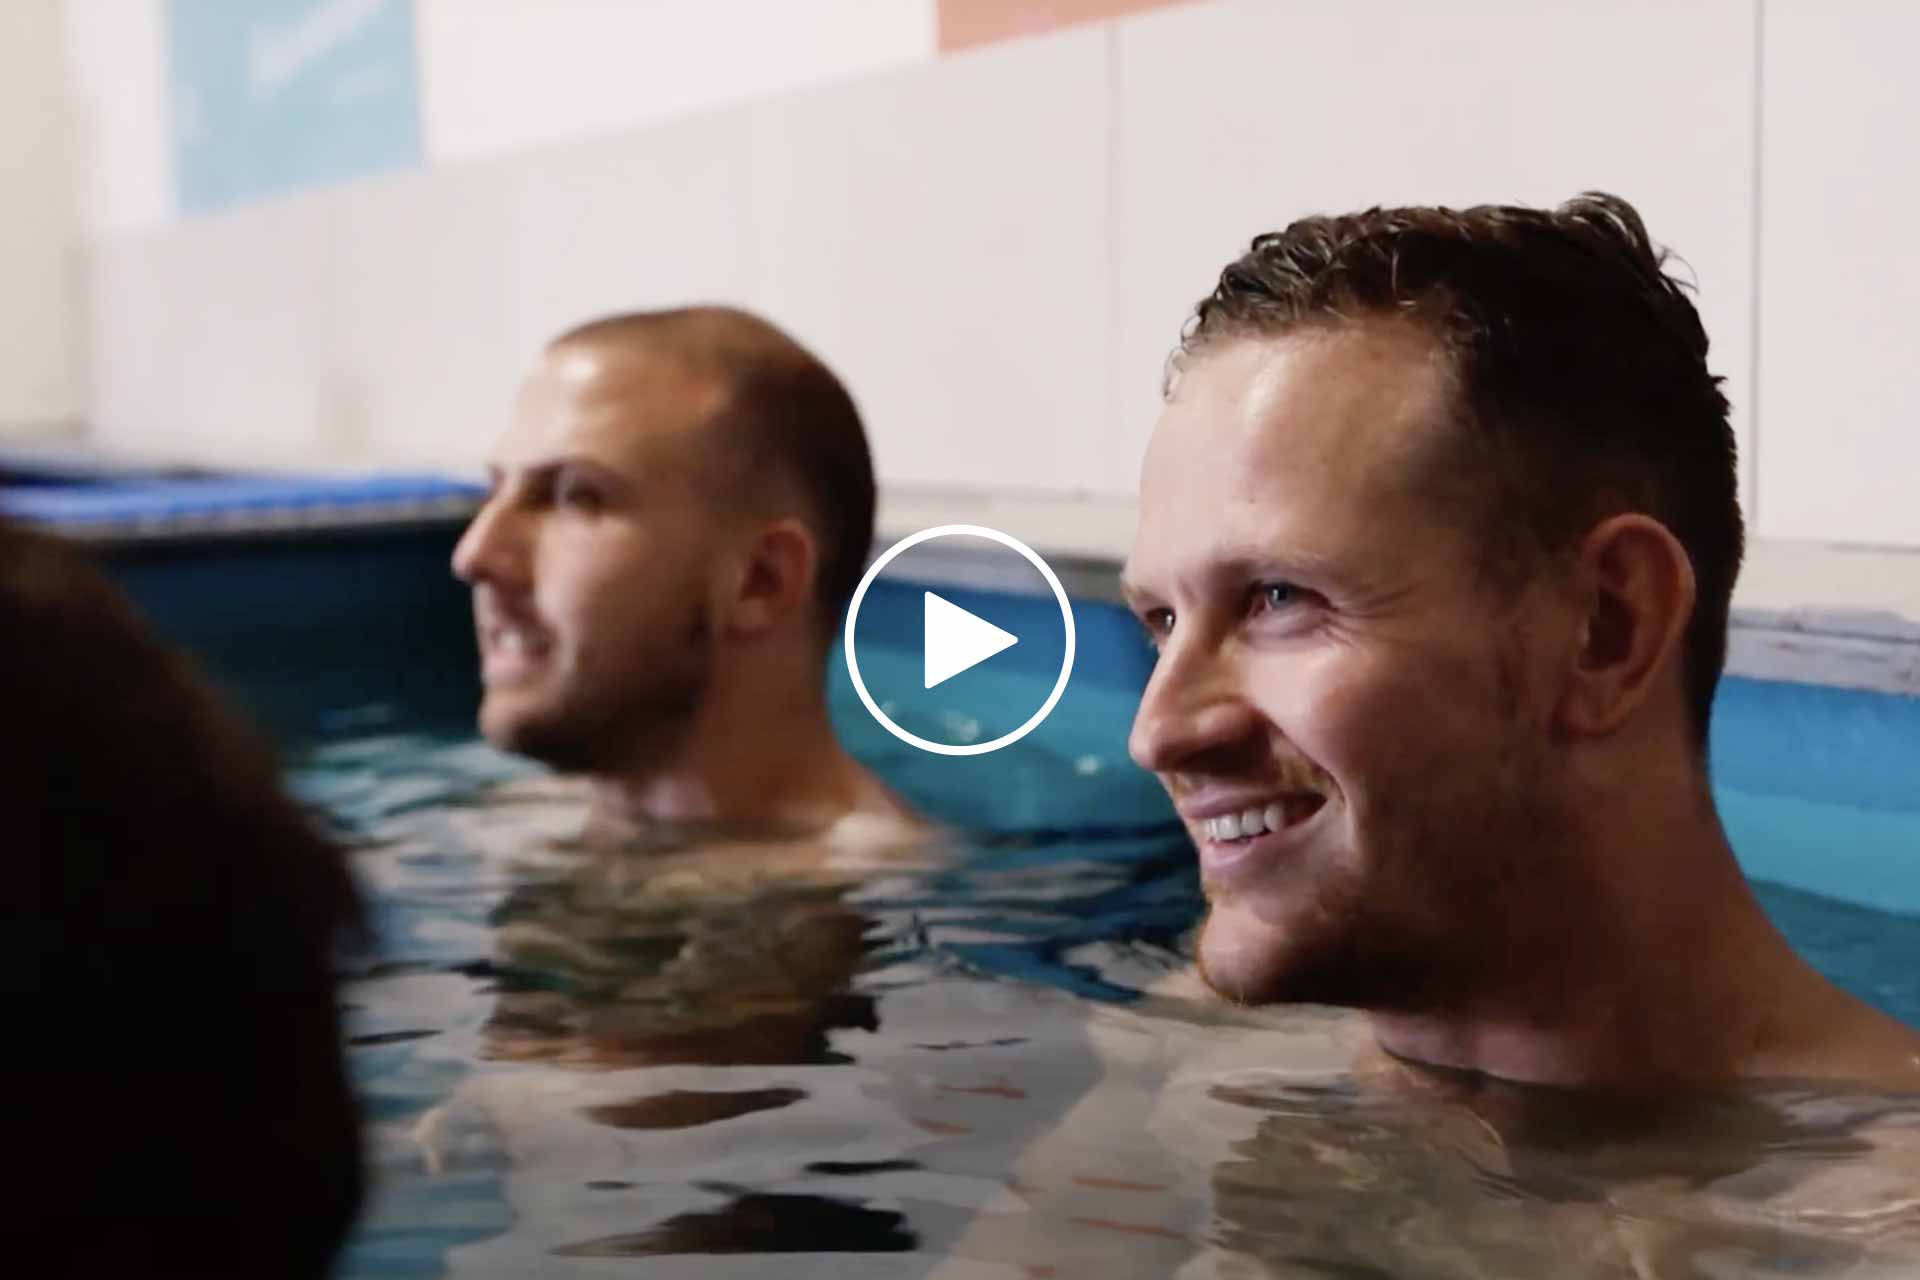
[1710, 678, 1920, 917]
[84, 530, 481, 742]
[828, 575, 1173, 835]
[1, 458, 484, 739]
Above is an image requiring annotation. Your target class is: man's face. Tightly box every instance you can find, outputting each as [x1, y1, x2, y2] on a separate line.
[1124, 324, 1567, 1010]
[452, 343, 729, 772]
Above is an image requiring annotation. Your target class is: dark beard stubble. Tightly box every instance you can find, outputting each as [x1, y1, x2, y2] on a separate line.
[495, 609, 714, 776]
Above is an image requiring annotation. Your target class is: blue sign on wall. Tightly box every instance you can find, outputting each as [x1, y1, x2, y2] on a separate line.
[165, 0, 423, 214]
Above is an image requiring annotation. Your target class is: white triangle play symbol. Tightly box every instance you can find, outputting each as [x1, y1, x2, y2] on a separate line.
[923, 591, 1019, 689]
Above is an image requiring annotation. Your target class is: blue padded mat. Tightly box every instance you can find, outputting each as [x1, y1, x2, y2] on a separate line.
[0, 472, 483, 535]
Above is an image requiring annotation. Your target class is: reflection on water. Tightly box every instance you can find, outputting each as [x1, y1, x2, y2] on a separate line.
[1202, 1071, 1920, 1277]
[313, 730, 1920, 1278]
[553, 1192, 920, 1258]
[484, 856, 881, 1069]
[321, 729, 1195, 1276]
[581, 1087, 808, 1130]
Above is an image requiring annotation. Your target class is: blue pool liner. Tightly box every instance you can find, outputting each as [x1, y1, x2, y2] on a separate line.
[0, 472, 484, 531]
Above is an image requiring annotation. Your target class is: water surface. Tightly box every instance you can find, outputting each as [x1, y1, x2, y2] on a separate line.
[315, 720, 1920, 1278]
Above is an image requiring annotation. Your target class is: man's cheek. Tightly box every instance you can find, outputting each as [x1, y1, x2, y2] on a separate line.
[1260, 675, 1391, 764]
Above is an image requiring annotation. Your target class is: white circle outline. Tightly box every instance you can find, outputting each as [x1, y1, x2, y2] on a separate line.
[842, 524, 1077, 757]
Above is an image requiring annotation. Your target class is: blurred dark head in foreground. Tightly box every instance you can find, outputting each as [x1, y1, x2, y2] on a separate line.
[0, 518, 364, 1277]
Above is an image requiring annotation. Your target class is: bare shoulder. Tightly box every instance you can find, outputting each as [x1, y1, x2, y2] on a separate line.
[1774, 998, 1920, 1090]
[1849, 1006, 1920, 1088]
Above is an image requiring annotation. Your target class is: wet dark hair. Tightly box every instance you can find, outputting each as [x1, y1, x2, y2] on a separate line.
[553, 306, 878, 636]
[0, 519, 365, 1276]
[1177, 192, 1743, 744]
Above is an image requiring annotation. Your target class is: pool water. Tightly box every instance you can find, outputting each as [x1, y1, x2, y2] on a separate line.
[317, 727, 1200, 1276]
[296, 605, 1920, 1276]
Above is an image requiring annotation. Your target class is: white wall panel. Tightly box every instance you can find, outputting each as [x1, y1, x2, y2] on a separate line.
[326, 165, 514, 472]
[500, 104, 763, 366]
[747, 25, 1112, 495]
[2, 0, 80, 434]
[88, 200, 336, 466]
[60, 0, 173, 236]
[1756, 0, 1920, 547]
[417, 0, 936, 165]
[84, 231, 194, 453]
[1108, 0, 1758, 502]
[88, 168, 512, 472]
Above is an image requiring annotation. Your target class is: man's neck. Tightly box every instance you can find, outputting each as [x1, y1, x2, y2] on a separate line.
[1366, 774, 1857, 1087]
[583, 661, 886, 839]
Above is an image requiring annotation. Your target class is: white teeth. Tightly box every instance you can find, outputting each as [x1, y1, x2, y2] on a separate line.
[1203, 799, 1309, 843]
[494, 629, 546, 656]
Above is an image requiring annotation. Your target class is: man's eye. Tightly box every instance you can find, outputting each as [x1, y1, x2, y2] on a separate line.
[1139, 607, 1175, 645]
[558, 480, 603, 513]
[1249, 582, 1297, 615]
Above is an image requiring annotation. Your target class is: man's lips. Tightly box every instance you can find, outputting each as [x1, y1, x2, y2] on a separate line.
[477, 620, 554, 683]
[1178, 790, 1329, 888]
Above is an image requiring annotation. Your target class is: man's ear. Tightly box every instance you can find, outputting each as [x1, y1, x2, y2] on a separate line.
[1555, 513, 1696, 738]
[728, 518, 819, 638]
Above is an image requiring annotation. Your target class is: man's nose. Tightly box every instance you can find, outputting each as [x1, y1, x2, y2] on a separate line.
[1129, 644, 1261, 775]
[451, 497, 527, 587]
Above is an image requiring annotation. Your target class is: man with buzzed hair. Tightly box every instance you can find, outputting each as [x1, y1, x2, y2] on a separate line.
[454, 306, 911, 839]
[424, 310, 949, 1250]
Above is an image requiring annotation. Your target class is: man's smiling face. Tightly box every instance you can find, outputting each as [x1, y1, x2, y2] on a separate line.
[452, 342, 729, 773]
[1124, 322, 1569, 1010]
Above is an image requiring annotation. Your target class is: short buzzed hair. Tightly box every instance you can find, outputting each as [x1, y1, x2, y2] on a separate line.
[1177, 193, 1741, 745]
[550, 307, 877, 632]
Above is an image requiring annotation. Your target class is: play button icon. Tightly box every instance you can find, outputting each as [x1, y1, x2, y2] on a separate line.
[844, 524, 1077, 756]
[923, 591, 1018, 689]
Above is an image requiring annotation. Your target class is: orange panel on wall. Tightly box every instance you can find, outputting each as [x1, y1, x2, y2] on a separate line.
[938, 0, 1193, 52]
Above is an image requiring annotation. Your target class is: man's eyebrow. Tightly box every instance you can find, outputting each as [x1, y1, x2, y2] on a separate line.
[1116, 550, 1343, 605]
[494, 455, 625, 486]
[1214, 545, 1342, 583]
[1117, 575, 1158, 610]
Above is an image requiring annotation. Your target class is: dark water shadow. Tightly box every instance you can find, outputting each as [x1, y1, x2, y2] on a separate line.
[554, 1192, 918, 1257]
[584, 1086, 807, 1131]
